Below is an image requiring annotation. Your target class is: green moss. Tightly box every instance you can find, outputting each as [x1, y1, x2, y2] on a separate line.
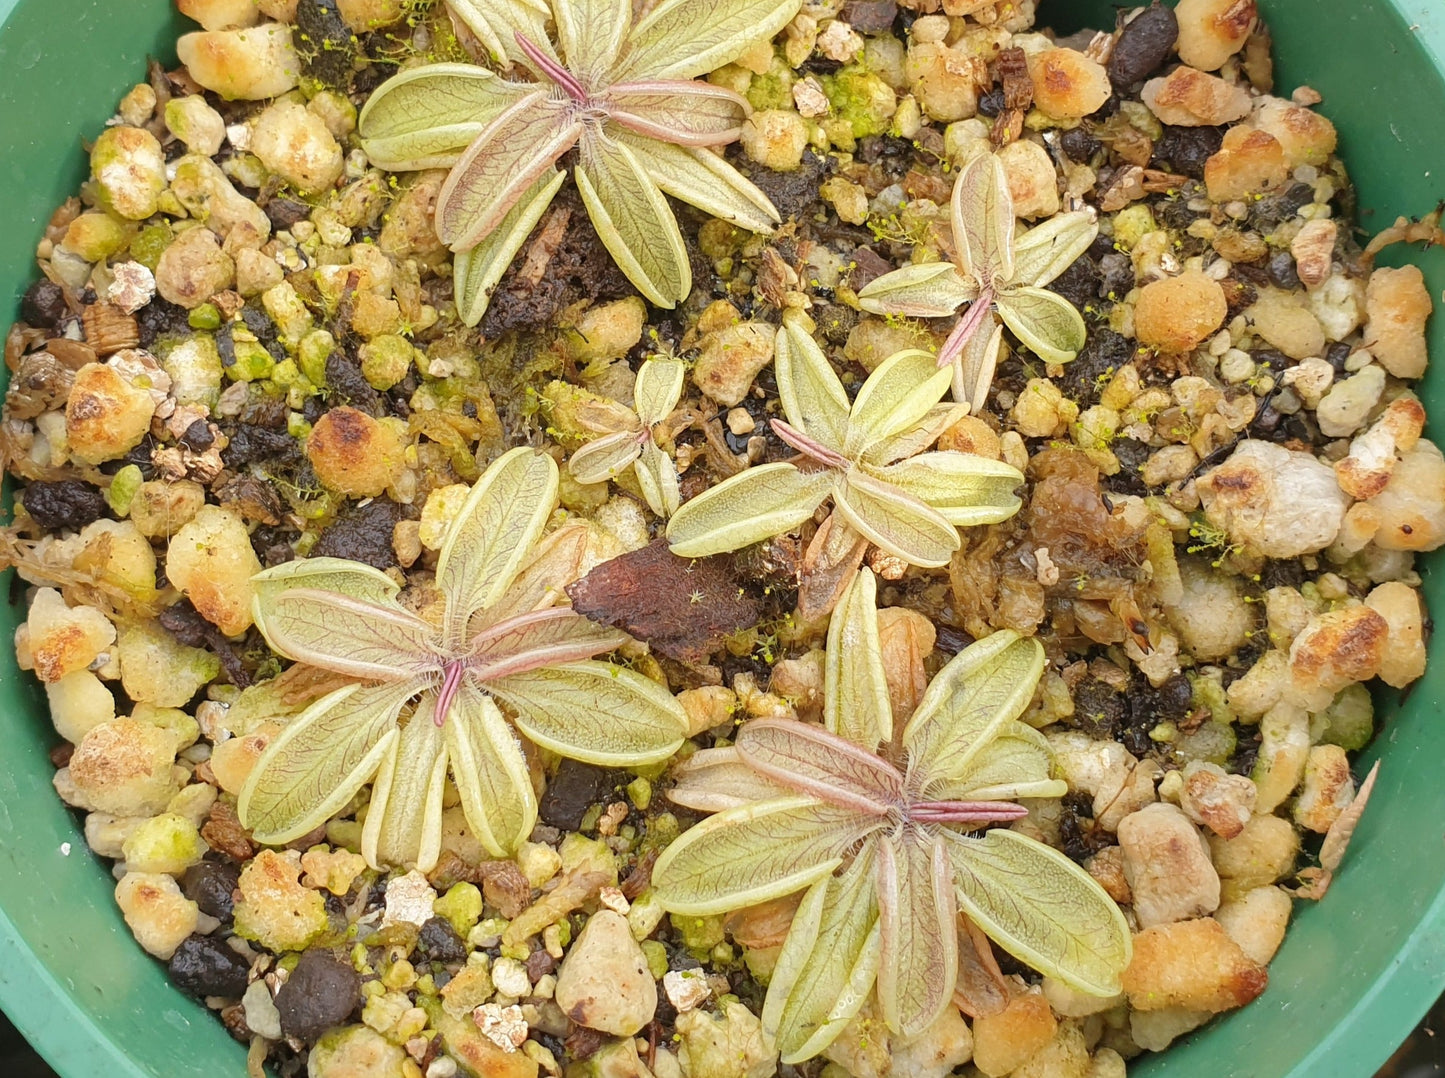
[105, 464, 144, 516]
[434, 882, 484, 937]
[821, 66, 898, 139]
[670, 912, 726, 956]
[128, 224, 172, 270]
[745, 55, 795, 111]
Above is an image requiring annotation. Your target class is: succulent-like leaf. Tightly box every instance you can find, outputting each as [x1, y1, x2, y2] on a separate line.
[568, 429, 645, 485]
[447, 0, 559, 74]
[554, 0, 630, 80]
[652, 796, 883, 915]
[437, 447, 558, 647]
[576, 132, 691, 307]
[488, 660, 686, 766]
[473, 521, 590, 632]
[617, 0, 803, 81]
[636, 439, 682, 518]
[824, 569, 893, 750]
[994, 286, 1088, 364]
[904, 631, 1044, 793]
[776, 316, 851, 449]
[933, 724, 1067, 803]
[446, 682, 537, 856]
[876, 831, 958, 1036]
[634, 356, 686, 428]
[436, 93, 580, 251]
[856, 261, 979, 318]
[1012, 211, 1100, 288]
[873, 451, 1023, 527]
[765, 849, 882, 1063]
[239, 680, 416, 844]
[735, 718, 904, 815]
[453, 169, 566, 327]
[251, 555, 400, 608]
[860, 403, 969, 467]
[607, 81, 749, 147]
[952, 153, 1015, 286]
[832, 469, 960, 568]
[944, 828, 1133, 996]
[362, 697, 450, 872]
[469, 607, 629, 680]
[953, 316, 1005, 412]
[666, 463, 833, 558]
[847, 348, 954, 449]
[668, 746, 796, 813]
[358, 64, 531, 170]
[252, 587, 441, 681]
[617, 133, 779, 234]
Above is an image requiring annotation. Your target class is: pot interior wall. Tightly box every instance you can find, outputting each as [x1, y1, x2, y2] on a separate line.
[0, 1, 1441, 1076]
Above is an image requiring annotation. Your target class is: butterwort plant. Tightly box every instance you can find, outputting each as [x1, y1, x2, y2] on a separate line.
[666, 313, 1023, 615]
[653, 569, 1130, 1061]
[859, 152, 1098, 411]
[238, 447, 687, 872]
[359, 0, 800, 324]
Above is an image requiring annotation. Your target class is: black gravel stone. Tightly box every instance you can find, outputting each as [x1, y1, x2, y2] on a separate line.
[275, 951, 361, 1042]
[168, 934, 251, 999]
[21, 279, 67, 328]
[417, 918, 468, 965]
[20, 479, 108, 531]
[1097, 252, 1134, 301]
[293, 0, 355, 90]
[135, 298, 192, 350]
[182, 861, 241, 920]
[311, 498, 405, 570]
[1107, 2, 1178, 89]
[1152, 125, 1224, 180]
[539, 758, 622, 831]
[265, 197, 313, 231]
[1266, 250, 1302, 289]
[1059, 126, 1101, 163]
[225, 424, 300, 468]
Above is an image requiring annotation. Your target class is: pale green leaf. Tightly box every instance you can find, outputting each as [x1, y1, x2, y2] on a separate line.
[568, 429, 644, 485]
[932, 724, 1068, 803]
[1011, 210, 1100, 288]
[616, 133, 779, 234]
[454, 169, 566, 327]
[953, 316, 1004, 412]
[362, 696, 450, 871]
[436, 94, 580, 250]
[357, 64, 530, 170]
[446, 683, 537, 857]
[607, 81, 749, 147]
[944, 828, 1132, 997]
[617, 0, 803, 81]
[765, 848, 881, 1063]
[903, 632, 1045, 793]
[667, 746, 794, 813]
[488, 660, 686, 766]
[252, 588, 441, 681]
[847, 348, 954, 450]
[856, 262, 979, 318]
[735, 717, 903, 814]
[652, 796, 881, 915]
[636, 439, 681, 518]
[995, 286, 1088, 364]
[447, 0, 559, 74]
[666, 463, 832, 558]
[474, 520, 589, 628]
[876, 831, 958, 1037]
[252, 556, 400, 608]
[239, 680, 417, 844]
[437, 447, 559, 647]
[952, 153, 1014, 285]
[824, 568, 892, 750]
[469, 607, 629, 679]
[635, 356, 686, 427]
[872, 450, 1023, 526]
[554, 0, 630, 80]
[576, 132, 691, 308]
[860, 403, 969, 467]
[832, 469, 960, 568]
[775, 316, 850, 450]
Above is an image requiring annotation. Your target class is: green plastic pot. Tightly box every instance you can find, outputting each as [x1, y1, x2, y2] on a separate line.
[0, 1, 1442, 1075]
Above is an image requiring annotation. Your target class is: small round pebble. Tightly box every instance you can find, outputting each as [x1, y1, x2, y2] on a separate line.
[275, 950, 362, 1041]
[168, 933, 252, 998]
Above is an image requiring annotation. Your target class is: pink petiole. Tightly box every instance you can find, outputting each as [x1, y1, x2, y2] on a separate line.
[936, 287, 994, 371]
[514, 32, 589, 102]
[434, 660, 466, 727]
[771, 418, 850, 470]
[910, 799, 1029, 824]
